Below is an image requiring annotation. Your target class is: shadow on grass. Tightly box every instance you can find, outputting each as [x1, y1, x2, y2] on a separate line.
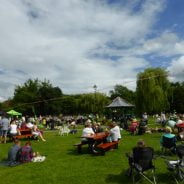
[0, 158, 9, 167]
[156, 172, 177, 184]
[67, 147, 91, 156]
[105, 170, 132, 184]
[105, 170, 176, 184]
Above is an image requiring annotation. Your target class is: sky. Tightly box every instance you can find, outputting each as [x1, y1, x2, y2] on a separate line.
[0, 0, 184, 101]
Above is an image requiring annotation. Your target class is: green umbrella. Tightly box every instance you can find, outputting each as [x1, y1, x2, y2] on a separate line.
[7, 110, 22, 116]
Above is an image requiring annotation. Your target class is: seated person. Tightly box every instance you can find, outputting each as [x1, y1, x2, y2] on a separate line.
[106, 122, 121, 142]
[32, 123, 46, 141]
[126, 140, 154, 175]
[81, 122, 95, 152]
[129, 119, 139, 134]
[19, 142, 33, 163]
[92, 122, 98, 133]
[20, 121, 27, 129]
[138, 119, 147, 135]
[176, 116, 184, 125]
[81, 122, 95, 143]
[96, 123, 103, 133]
[167, 119, 176, 128]
[7, 139, 21, 166]
[70, 120, 76, 129]
[160, 126, 177, 152]
[26, 121, 34, 129]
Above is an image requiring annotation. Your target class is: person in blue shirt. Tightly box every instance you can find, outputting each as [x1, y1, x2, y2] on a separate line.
[8, 139, 21, 166]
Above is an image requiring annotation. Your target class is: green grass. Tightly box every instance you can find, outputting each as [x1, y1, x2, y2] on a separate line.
[0, 129, 179, 184]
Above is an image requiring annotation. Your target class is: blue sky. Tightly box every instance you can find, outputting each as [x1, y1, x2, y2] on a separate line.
[0, 0, 184, 101]
[156, 0, 184, 36]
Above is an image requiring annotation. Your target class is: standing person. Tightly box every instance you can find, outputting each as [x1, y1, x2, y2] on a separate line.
[0, 113, 10, 143]
[9, 120, 19, 139]
[161, 112, 166, 127]
[142, 112, 148, 124]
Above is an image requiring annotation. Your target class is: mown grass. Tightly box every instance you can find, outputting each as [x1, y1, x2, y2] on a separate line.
[0, 126, 179, 184]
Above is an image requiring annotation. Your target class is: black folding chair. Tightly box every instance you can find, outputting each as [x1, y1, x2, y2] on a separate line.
[127, 147, 157, 184]
[162, 136, 177, 154]
[166, 144, 184, 184]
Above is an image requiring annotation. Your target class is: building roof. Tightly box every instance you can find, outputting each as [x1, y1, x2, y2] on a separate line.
[106, 96, 134, 108]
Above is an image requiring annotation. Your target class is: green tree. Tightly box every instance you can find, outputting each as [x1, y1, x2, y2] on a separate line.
[13, 79, 63, 115]
[136, 68, 171, 115]
[169, 82, 184, 113]
[109, 85, 135, 104]
[60, 93, 109, 115]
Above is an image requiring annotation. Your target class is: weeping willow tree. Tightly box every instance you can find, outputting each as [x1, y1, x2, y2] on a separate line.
[136, 68, 171, 115]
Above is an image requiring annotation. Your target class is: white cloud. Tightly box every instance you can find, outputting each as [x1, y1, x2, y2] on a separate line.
[168, 56, 184, 82]
[0, 0, 172, 100]
[141, 31, 184, 56]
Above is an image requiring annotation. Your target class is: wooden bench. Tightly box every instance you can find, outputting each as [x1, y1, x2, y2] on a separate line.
[96, 141, 119, 155]
[74, 142, 89, 153]
[13, 128, 33, 140]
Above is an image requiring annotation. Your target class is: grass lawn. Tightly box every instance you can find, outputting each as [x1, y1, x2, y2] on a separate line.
[0, 128, 179, 184]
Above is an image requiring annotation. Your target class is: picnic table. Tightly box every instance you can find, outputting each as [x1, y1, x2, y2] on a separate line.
[82, 132, 108, 140]
[13, 128, 33, 140]
[82, 132, 109, 153]
[74, 132, 108, 154]
[75, 132, 120, 155]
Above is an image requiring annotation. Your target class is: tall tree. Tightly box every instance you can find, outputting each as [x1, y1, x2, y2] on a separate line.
[109, 85, 135, 104]
[169, 82, 184, 113]
[136, 68, 171, 115]
[13, 79, 62, 115]
[60, 93, 109, 115]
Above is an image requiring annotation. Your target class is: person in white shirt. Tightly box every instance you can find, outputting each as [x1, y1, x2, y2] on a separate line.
[9, 120, 19, 136]
[142, 112, 148, 124]
[81, 122, 95, 153]
[109, 122, 121, 142]
[161, 112, 166, 127]
[81, 122, 95, 142]
[26, 122, 34, 129]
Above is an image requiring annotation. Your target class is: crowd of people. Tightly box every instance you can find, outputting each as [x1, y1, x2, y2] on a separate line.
[1, 110, 184, 178]
[0, 114, 47, 143]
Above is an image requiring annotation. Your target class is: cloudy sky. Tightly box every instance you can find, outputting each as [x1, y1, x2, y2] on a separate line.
[0, 0, 184, 101]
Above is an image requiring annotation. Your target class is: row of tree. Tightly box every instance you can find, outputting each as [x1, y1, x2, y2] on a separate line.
[0, 79, 109, 115]
[0, 67, 184, 116]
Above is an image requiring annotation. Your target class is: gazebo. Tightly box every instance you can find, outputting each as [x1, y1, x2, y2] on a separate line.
[106, 96, 134, 108]
[106, 96, 135, 128]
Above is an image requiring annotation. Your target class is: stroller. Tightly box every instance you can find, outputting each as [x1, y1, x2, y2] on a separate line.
[166, 144, 184, 183]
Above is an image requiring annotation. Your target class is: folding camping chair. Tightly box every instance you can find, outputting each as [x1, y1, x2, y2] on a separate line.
[166, 144, 184, 184]
[161, 136, 177, 154]
[126, 147, 157, 184]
